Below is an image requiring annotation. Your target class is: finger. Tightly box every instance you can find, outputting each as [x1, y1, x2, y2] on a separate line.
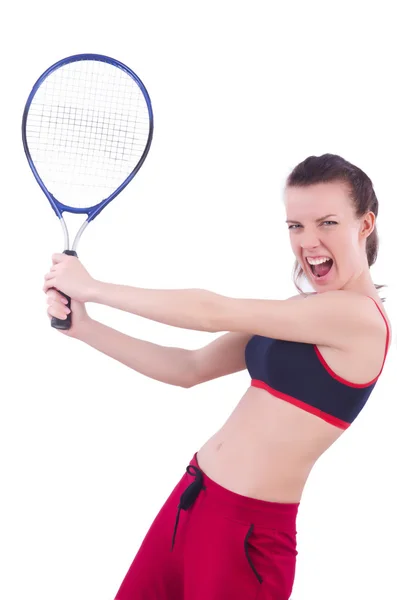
[52, 253, 72, 265]
[51, 253, 65, 264]
[46, 290, 59, 303]
[43, 278, 56, 293]
[46, 288, 68, 303]
[47, 296, 68, 310]
[47, 308, 68, 320]
[46, 288, 65, 298]
[54, 300, 70, 313]
[55, 292, 69, 304]
[47, 305, 71, 320]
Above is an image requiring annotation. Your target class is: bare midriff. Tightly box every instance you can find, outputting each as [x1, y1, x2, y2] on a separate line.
[197, 384, 345, 503]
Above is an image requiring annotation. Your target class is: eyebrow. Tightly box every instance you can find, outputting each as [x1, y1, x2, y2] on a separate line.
[285, 213, 338, 224]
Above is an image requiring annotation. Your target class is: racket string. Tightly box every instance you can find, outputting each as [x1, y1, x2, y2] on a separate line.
[25, 60, 151, 208]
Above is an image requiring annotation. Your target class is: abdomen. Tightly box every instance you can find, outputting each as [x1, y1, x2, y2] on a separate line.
[197, 385, 345, 503]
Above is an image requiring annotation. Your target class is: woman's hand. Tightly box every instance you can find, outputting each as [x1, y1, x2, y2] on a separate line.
[45, 289, 91, 337]
[43, 253, 98, 303]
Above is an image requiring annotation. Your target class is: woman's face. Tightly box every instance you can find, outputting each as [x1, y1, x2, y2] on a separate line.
[284, 181, 374, 292]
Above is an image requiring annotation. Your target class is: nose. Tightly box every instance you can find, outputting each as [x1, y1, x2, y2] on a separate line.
[300, 231, 320, 250]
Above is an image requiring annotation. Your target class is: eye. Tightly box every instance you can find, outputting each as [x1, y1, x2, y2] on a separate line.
[288, 224, 301, 230]
[322, 220, 338, 226]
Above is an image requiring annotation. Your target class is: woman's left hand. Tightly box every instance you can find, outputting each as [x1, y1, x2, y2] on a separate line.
[43, 253, 97, 303]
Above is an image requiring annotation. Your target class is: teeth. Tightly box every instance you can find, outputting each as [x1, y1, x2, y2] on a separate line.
[306, 257, 332, 265]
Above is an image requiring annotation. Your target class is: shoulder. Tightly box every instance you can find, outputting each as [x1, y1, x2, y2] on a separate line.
[304, 290, 389, 338]
[290, 290, 388, 344]
[288, 289, 374, 306]
[213, 288, 387, 349]
[296, 289, 376, 312]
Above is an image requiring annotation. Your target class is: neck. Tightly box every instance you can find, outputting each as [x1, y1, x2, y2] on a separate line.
[342, 267, 381, 298]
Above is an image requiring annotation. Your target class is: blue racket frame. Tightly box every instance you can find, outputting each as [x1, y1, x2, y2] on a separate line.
[22, 53, 154, 224]
[22, 53, 154, 330]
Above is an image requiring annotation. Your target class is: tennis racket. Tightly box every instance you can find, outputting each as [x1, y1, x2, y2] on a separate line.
[22, 53, 154, 330]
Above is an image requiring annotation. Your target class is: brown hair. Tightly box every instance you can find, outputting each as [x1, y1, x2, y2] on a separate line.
[285, 153, 385, 300]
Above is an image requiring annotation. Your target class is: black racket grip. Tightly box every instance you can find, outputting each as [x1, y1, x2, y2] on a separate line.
[51, 249, 78, 331]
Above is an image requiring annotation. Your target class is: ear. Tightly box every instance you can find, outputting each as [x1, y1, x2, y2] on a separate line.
[360, 211, 376, 240]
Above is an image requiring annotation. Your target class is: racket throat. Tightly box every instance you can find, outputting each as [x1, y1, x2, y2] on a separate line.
[60, 217, 89, 253]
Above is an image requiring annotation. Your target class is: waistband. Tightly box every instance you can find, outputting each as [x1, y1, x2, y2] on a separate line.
[189, 452, 300, 531]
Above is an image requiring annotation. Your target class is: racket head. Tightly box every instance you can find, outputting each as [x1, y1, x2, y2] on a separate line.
[22, 53, 154, 221]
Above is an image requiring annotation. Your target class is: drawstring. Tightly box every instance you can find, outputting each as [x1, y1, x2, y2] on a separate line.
[171, 465, 206, 551]
[169, 464, 263, 584]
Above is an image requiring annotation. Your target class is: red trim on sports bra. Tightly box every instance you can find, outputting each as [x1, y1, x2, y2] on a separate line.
[250, 379, 350, 430]
[314, 296, 391, 388]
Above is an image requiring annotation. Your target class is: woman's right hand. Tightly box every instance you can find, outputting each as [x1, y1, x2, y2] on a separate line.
[46, 289, 90, 337]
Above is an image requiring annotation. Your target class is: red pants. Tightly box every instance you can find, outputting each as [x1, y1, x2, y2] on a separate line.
[114, 452, 300, 600]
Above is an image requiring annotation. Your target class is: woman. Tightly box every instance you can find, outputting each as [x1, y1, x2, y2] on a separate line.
[43, 154, 391, 600]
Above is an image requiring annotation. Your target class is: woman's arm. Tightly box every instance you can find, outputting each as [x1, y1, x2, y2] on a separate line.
[45, 254, 383, 349]
[75, 318, 197, 388]
[89, 281, 379, 349]
[46, 289, 250, 388]
[91, 282, 217, 332]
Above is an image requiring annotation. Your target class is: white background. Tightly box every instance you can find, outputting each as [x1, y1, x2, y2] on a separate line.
[2, 1, 397, 599]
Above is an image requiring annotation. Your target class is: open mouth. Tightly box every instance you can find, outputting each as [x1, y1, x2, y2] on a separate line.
[306, 257, 334, 279]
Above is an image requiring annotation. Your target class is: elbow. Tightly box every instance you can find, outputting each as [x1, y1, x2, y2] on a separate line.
[177, 375, 198, 388]
[181, 380, 196, 389]
[182, 367, 200, 388]
[181, 350, 201, 388]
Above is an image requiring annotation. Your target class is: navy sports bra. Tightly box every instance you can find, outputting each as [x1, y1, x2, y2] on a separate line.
[244, 296, 390, 429]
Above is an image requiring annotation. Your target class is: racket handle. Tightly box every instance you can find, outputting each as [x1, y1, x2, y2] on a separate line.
[51, 250, 78, 331]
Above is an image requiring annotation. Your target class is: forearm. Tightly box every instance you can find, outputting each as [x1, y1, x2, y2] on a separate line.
[75, 318, 196, 387]
[90, 282, 222, 332]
